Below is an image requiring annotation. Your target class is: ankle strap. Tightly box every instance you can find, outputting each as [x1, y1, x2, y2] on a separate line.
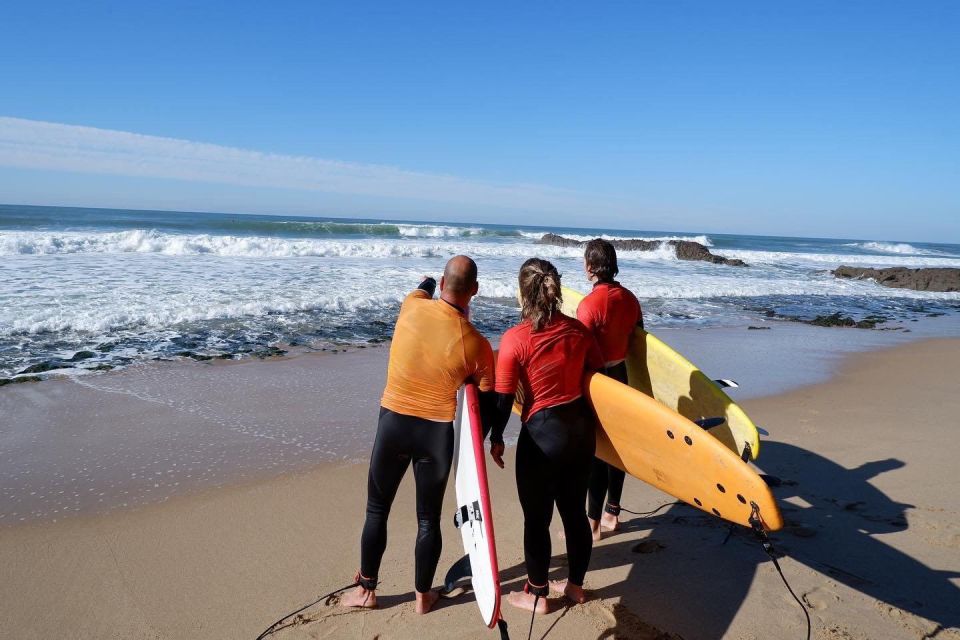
[604, 503, 621, 516]
[354, 571, 378, 591]
[523, 580, 549, 597]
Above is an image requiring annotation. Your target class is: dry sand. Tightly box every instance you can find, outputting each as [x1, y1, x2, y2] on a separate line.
[1, 339, 959, 639]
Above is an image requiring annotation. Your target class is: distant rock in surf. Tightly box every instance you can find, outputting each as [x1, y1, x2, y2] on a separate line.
[833, 266, 960, 292]
[536, 233, 747, 266]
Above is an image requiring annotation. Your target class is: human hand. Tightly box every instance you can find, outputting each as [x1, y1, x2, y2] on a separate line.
[418, 275, 437, 297]
[490, 442, 505, 469]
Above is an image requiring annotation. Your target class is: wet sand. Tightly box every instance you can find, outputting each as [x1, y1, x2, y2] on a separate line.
[1, 339, 959, 639]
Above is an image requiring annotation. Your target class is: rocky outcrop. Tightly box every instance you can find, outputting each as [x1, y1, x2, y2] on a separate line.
[673, 240, 746, 266]
[833, 266, 960, 292]
[536, 234, 747, 266]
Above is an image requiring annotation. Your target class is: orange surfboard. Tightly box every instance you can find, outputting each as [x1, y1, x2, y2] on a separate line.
[585, 371, 782, 530]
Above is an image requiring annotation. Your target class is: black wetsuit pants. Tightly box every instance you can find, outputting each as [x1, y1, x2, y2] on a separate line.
[360, 407, 454, 593]
[587, 361, 629, 521]
[516, 398, 595, 587]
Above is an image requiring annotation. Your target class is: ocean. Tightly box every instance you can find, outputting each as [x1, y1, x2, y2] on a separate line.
[2, 203, 959, 380]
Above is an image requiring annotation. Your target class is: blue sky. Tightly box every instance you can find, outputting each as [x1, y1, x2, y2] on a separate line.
[0, 1, 957, 241]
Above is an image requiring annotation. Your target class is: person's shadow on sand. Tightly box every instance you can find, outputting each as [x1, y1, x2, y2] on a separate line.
[501, 441, 959, 639]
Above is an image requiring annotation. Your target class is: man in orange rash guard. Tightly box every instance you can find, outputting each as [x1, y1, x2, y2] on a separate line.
[578, 239, 642, 538]
[341, 255, 496, 614]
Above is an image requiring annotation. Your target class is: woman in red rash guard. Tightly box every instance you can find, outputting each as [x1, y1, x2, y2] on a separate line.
[487, 258, 604, 612]
[578, 239, 642, 538]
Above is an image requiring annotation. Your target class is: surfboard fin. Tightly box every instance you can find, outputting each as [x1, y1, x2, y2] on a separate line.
[693, 416, 726, 429]
[442, 554, 472, 594]
[497, 617, 510, 639]
[714, 378, 739, 388]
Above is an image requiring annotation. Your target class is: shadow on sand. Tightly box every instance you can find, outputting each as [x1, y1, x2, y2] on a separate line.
[500, 440, 959, 639]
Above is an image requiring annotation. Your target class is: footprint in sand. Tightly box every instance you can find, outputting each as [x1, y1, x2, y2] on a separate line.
[801, 586, 840, 611]
[631, 539, 666, 554]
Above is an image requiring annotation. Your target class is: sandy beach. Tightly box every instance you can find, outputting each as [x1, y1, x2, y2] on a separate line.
[2, 338, 959, 640]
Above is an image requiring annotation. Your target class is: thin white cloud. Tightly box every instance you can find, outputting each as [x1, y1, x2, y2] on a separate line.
[0, 116, 608, 214]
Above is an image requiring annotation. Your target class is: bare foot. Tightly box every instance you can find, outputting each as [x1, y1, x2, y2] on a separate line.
[588, 518, 603, 541]
[415, 589, 440, 614]
[507, 590, 550, 614]
[600, 511, 620, 532]
[340, 585, 378, 609]
[549, 580, 588, 604]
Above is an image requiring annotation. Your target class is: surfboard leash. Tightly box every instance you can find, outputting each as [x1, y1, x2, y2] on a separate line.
[254, 578, 365, 640]
[522, 581, 549, 640]
[497, 616, 510, 640]
[749, 502, 811, 640]
[617, 500, 681, 517]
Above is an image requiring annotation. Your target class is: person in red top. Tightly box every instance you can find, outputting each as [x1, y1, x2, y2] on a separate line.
[577, 239, 642, 538]
[486, 258, 604, 613]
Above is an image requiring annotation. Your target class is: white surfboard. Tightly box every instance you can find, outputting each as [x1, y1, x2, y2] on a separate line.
[450, 383, 502, 629]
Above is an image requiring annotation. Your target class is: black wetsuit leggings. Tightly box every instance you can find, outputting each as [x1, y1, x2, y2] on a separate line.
[587, 362, 628, 521]
[360, 407, 454, 593]
[516, 398, 595, 587]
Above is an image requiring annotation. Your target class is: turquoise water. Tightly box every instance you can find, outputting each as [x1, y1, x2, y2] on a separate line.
[2, 203, 959, 379]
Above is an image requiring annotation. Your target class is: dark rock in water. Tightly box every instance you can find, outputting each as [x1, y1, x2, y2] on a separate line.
[536, 233, 747, 266]
[673, 240, 748, 266]
[89, 364, 114, 371]
[175, 351, 232, 362]
[747, 326, 771, 330]
[253, 346, 288, 359]
[538, 232, 588, 249]
[17, 361, 72, 375]
[0, 376, 43, 386]
[176, 351, 212, 361]
[68, 350, 97, 362]
[808, 313, 886, 329]
[833, 266, 960, 292]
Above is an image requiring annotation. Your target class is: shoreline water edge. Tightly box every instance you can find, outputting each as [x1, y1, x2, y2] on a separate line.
[1, 317, 958, 526]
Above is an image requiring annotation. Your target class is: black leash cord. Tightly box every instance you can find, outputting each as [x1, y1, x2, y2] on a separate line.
[618, 501, 680, 517]
[527, 594, 540, 640]
[767, 550, 811, 640]
[255, 581, 360, 640]
[749, 503, 811, 640]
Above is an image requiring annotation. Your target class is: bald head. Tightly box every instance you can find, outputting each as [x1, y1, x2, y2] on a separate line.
[442, 255, 478, 297]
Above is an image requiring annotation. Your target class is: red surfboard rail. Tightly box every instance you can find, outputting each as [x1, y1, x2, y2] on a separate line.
[464, 383, 503, 628]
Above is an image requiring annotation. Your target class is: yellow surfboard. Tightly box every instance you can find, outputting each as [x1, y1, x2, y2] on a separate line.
[586, 372, 782, 530]
[560, 286, 761, 461]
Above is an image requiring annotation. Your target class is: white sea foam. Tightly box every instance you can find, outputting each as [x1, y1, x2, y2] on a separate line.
[395, 224, 483, 237]
[0, 230, 451, 258]
[3, 221, 958, 381]
[517, 231, 713, 245]
[0, 230, 597, 260]
[844, 241, 946, 256]
[719, 248, 960, 269]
